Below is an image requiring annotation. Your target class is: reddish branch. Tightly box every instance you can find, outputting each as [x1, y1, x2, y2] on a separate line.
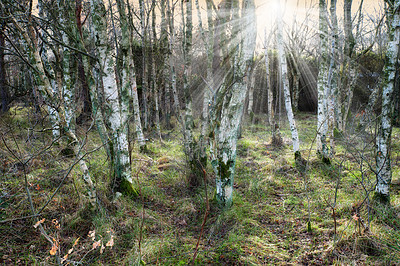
[192, 167, 210, 265]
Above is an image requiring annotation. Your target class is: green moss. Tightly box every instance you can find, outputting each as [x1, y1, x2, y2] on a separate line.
[119, 178, 139, 198]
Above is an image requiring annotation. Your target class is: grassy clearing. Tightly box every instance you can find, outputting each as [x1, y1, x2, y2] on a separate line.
[1, 108, 400, 265]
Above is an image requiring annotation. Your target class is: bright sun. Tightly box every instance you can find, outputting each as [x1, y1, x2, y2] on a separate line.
[255, 0, 317, 47]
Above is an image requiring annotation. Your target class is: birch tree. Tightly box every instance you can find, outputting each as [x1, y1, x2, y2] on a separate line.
[275, 0, 302, 161]
[139, 0, 149, 130]
[89, 0, 136, 195]
[375, 0, 400, 204]
[116, 0, 146, 151]
[317, 0, 331, 163]
[167, 0, 180, 116]
[210, 0, 256, 208]
[264, 30, 274, 127]
[328, 0, 339, 153]
[337, 0, 356, 132]
[180, 0, 203, 187]
[1, 0, 97, 206]
[0, 10, 9, 113]
[198, 0, 215, 165]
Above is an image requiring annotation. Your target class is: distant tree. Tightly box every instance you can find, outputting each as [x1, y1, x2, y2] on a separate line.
[263, 30, 274, 127]
[0, 9, 9, 113]
[338, 0, 356, 132]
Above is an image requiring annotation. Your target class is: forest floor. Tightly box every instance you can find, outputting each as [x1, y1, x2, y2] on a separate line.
[1, 106, 400, 265]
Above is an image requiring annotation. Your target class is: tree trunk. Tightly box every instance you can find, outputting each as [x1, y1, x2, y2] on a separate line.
[160, 0, 171, 127]
[211, 0, 256, 208]
[167, 0, 180, 117]
[151, 1, 161, 139]
[90, 0, 136, 196]
[0, 17, 9, 113]
[247, 66, 255, 116]
[339, 0, 356, 132]
[264, 31, 274, 127]
[276, 1, 300, 156]
[75, 0, 92, 124]
[116, 0, 146, 150]
[4, 1, 97, 206]
[328, 0, 339, 154]
[317, 0, 330, 163]
[139, 0, 149, 130]
[375, 0, 400, 204]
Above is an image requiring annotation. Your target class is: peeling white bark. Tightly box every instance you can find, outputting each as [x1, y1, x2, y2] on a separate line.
[211, 0, 257, 208]
[276, 1, 300, 153]
[376, 0, 400, 198]
[317, 0, 330, 160]
[91, 0, 134, 187]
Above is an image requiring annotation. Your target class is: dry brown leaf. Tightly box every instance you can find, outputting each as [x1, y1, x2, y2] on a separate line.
[92, 240, 101, 250]
[33, 218, 45, 228]
[72, 237, 80, 247]
[49, 244, 57, 256]
[100, 244, 105, 254]
[88, 230, 95, 241]
[106, 236, 114, 247]
[61, 254, 68, 264]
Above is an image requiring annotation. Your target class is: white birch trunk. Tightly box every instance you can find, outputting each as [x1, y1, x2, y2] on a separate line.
[211, 0, 256, 208]
[276, 1, 300, 154]
[339, 0, 356, 132]
[90, 0, 136, 194]
[375, 0, 400, 202]
[264, 31, 274, 127]
[317, 0, 330, 162]
[59, 2, 76, 134]
[328, 0, 339, 154]
[167, 0, 180, 116]
[197, 0, 213, 146]
[116, 0, 146, 150]
[4, 3, 97, 205]
[247, 71, 254, 115]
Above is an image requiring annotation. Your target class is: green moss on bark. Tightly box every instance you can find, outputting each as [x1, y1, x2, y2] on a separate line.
[119, 179, 139, 198]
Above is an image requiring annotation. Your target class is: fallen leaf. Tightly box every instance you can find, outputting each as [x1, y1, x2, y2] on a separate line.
[49, 244, 57, 255]
[100, 244, 105, 254]
[106, 236, 114, 247]
[73, 237, 80, 247]
[88, 230, 95, 241]
[33, 218, 45, 228]
[92, 240, 101, 250]
[61, 254, 68, 264]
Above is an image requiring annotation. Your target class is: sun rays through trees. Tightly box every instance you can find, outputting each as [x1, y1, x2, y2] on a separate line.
[1, 0, 399, 264]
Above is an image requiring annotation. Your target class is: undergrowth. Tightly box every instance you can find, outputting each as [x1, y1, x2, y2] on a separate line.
[1, 107, 400, 265]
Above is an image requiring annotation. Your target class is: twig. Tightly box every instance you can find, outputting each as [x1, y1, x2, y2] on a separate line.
[0, 213, 43, 223]
[135, 161, 145, 263]
[192, 164, 210, 265]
